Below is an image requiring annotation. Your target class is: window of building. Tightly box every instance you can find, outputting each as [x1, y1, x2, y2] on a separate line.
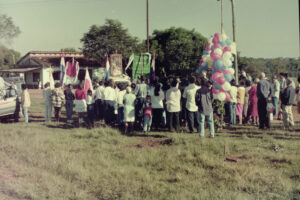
[33, 72, 40, 82]
[53, 71, 60, 80]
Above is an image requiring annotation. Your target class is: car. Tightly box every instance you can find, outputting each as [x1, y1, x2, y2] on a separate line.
[0, 78, 23, 122]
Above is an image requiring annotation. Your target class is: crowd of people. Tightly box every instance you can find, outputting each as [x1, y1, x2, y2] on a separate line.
[19, 70, 300, 136]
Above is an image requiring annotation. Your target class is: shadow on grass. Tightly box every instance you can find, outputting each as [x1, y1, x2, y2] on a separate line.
[45, 123, 76, 130]
[127, 133, 167, 138]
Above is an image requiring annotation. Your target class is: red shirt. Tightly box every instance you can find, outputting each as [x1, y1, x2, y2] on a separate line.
[75, 89, 86, 100]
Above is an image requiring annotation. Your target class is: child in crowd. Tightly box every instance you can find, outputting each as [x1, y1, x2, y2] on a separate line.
[86, 89, 94, 129]
[143, 95, 152, 133]
[51, 82, 65, 122]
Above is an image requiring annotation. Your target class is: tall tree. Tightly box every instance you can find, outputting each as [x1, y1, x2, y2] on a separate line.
[81, 19, 142, 63]
[149, 27, 207, 75]
[0, 15, 21, 43]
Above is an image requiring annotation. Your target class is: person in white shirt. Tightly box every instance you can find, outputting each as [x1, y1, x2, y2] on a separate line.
[43, 82, 52, 122]
[86, 89, 95, 129]
[149, 83, 165, 130]
[166, 79, 181, 132]
[229, 80, 238, 126]
[272, 75, 280, 118]
[103, 80, 116, 125]
[134, 76, 149, 130]
[21, 84, 31, 123]
[94, 81, 105, 120]
[183, 76, 200, 133]
[116, 85, 126, 125]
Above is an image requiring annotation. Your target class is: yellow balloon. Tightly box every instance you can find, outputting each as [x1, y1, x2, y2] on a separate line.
[207, 59, 213, 68]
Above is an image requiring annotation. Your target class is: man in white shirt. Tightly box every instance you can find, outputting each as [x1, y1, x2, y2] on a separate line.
[272, 75, 280, 118]
[166, 79, 181, 132]
[94, 81, 105, 120]
[103, 80, 116, 125]
[183, 76, 200, 133]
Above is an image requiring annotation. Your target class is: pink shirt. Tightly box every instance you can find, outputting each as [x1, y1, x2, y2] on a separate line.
[75, 89, 86, 100]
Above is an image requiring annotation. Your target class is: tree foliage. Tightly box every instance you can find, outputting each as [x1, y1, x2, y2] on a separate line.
[149, 27, 207, 75]
[0, 45, 21, 69]
[60, 48, 77, 52]
[81, 19, 142, 63]
[0, 15, 21, 42]
[238, 56, 299, 78]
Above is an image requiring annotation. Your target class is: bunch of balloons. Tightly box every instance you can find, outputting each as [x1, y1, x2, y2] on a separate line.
[196, 33, 236, 101]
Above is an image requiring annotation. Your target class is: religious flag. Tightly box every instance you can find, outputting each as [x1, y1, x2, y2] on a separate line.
[84, 68, 93, 92]
[65, 59, 79, 84]
[59, 53, 65, 85]
[105, 55, 110, 81]
[150, 52, 156, 84]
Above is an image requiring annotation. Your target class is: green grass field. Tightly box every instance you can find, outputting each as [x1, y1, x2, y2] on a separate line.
[0, 95, 299, 200]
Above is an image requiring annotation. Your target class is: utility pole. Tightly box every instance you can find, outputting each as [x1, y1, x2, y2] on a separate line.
[146, 0, 150, 53]
[220, 0, 224, 34]
[231, 0, 238, 84]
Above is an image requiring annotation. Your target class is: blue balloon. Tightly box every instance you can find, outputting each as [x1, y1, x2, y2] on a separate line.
[214, 60, 224, 70]
[220, 41, 226, 47]
[224, 73, 233, 82]
[214, 82, 222, 90]
[203, 50, 208, 55]
[211, 45, 214, 51]
[225, 39, 232, 46]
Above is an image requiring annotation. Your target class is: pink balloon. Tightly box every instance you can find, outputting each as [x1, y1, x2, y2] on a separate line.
[212, 72, 222, 81]
[212, 88, 219, 94]
[223, 69, 232, 75]
[206, 43, 211, 51]
[214, 33, 221, 40]
[223, 46, 231, 52]
[199, 59, 203, 66]
[216, 69, 221, 73]
[213, 43, 222, 50]
[225, 91, 231, 102]
[210, 52, 222, 61]
[212, 37, 220, 44]
[220, 88, 225, 93]
[217, 76, 226, 85]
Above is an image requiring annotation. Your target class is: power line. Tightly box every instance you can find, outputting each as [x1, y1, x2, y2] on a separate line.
[0, 0, 101, 8]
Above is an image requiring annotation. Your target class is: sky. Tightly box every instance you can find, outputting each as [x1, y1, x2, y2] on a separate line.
[0, 0, 299, 58]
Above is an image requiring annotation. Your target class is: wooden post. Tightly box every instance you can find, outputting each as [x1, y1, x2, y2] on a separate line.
[231, 0, 239, 85]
